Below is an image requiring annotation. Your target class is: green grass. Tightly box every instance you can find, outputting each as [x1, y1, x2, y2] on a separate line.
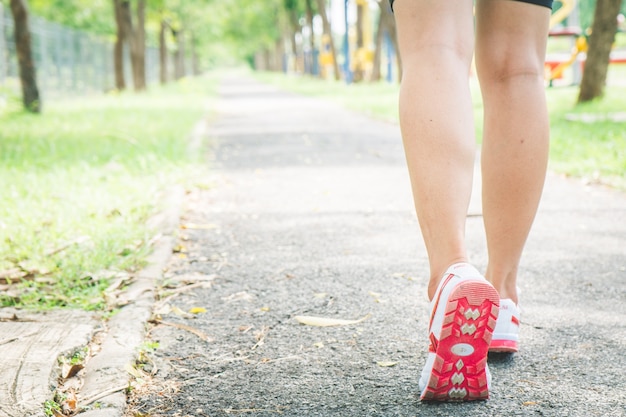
[255, 67, 626, 189]
[0, 75, 217, 310]
[547, 85, 626, 187]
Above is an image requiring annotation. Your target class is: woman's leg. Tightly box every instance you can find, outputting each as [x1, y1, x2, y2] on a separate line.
[475, 0, 551, 304]
[393, 0, 475, 300]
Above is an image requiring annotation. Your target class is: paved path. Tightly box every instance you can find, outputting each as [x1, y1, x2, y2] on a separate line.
[129, 76, 626, 417]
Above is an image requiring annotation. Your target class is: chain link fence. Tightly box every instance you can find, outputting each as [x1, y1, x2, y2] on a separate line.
[0, 4, 166, 99]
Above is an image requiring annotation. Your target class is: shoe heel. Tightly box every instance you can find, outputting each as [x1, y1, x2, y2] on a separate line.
[421, 281, 499, 401]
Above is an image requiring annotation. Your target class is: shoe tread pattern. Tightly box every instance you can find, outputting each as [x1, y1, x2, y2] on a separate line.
[421, 281, 499, 401]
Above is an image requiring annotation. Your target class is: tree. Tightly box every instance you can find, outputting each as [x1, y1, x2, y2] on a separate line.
[112, 0, 146, 91]
[371, 0, 400, 82]
[133, 0, 146, 90]
[9, 0, 40, 112]
[578, 0, 623, 102]
[113, 0, 127, 90]
[315, 0, 340, 80]
[304, 0, 316, 75]
[159, 18, 169, 83]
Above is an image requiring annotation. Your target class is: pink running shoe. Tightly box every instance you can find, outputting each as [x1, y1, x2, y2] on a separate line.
[419, 263, 500, 401]
[489, 298, 520, 353]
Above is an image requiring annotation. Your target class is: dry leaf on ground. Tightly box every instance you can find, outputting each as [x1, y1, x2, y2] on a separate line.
[181, 222, 218, 230]
[294, 314, 370, 327]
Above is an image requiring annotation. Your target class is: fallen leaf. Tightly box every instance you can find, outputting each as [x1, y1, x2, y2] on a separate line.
[176, 273, 217, 283]
[523, 401, 538, 406]
[125, 363, 146, 379]
[181, 223, 218, 230]
[62, 363, 84, 379]
[222, 291, 253, 302]
[294, 314, 370, 327]
[17, 261, 51, 276]
[171, 306, 194, 318]
[377, 361, 397, 367]
[0, 268, 27, 283]
[173, 244, 187, 253]
[62, 391, 78, 412]
[260, 306, 270, 312]
[189, 307, 207, 314]
[368, 291, 387, 303]
[153, 304, 172, 315]
[154, 319, 213, 342]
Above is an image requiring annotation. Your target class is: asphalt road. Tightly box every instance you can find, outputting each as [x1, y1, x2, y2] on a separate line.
[127, 76, 626, 417]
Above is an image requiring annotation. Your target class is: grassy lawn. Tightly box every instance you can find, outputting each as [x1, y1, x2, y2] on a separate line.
[0, 76, 217, 311]
[256, 65, 626, 189]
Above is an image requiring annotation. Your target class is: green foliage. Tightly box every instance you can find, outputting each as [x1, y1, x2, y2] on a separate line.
[28, 0, 115, 36]
[563, 0, 626, 31]
[43, 399, 61, 417]
[220, 0, 287, 59]
[0, 75, 219, 310]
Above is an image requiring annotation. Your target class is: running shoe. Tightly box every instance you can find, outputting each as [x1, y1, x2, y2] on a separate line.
[489, 298, 520, 353]
[419, 263, 500, 401]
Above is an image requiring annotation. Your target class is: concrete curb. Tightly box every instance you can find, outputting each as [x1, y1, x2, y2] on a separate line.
[76, 185, 184, 417]
[75, 116, 208, 416]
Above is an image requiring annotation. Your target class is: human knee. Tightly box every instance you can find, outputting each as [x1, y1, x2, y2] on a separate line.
[477, 47, 545, 85]
[481, 62, 544, 85]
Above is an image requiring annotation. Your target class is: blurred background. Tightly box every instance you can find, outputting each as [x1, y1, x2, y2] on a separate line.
[1, 0, 625, 311]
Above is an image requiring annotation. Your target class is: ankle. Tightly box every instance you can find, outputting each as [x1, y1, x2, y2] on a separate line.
[427, 259, 471, 301]
[485, 266, 519, 304]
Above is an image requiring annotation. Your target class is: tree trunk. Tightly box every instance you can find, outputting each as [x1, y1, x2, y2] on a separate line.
[578, 0, 623, 102]
[353, 0, 365, 82]
[134, 0, 146, 90]
[173, 29, 186, 79]
[305, 0, 315, 75]
[371, 6, 385, 82]
[159, 19, 168, 84]
[382, 2, 401, 82]
[119, 0, 146, 91]
[190, 31, 200, 76]
[372, 1, 400, 82]
[263, 49, 271, 71]
[275, 38, 285, 72]
[113, 0, 126, 90]
[289, 9, 300, 73]
[10, 0, 40, 112]
[315, 0, 340, 80]
[118, 0, 137, 89]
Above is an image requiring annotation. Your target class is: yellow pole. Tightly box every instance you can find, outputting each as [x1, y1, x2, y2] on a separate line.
[550, 0, 575, 29]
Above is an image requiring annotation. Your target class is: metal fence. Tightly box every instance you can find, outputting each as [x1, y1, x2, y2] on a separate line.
[0, 4, 167, 98]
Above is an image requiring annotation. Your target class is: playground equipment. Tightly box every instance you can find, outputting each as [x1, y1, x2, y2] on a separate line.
[546, 0, 626, 85]
[545, 26, 586, 84]
[351, 0, 375, 82]
[546, 0, 585, 84]
[319, 34, 335, 78]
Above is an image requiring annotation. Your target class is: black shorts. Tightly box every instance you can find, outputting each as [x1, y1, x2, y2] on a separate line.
[389, 0, 554, 11]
